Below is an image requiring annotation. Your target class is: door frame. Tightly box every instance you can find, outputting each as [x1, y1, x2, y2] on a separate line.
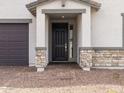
[51, 22, 69, 62]
[49, 20, 69, 62]
[49, 19, 77, 62]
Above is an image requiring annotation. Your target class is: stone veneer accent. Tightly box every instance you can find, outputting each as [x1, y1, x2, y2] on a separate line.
[35, 47, 48, 69]
[79, 49, 94, 70]
[79, 48, 124, 70]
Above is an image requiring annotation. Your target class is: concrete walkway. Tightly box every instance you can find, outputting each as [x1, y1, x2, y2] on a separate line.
[0, 63, 124, 93]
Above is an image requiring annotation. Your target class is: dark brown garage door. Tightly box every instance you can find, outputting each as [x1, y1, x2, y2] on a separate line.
[0, 23, 29, 66]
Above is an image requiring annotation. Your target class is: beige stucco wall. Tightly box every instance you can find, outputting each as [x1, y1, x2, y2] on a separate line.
[0, 0, 36, 66]
[0, 0, 124, 66]
[36, 0, 91, 46]
[92, 0, 124, 47]
[36, 0, 91, 63]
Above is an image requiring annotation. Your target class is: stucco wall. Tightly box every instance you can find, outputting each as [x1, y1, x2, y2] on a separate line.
[0, 0, 36, 66]
[92, 0, 124, 47]
[1, 0, 124, 65]
[0, 0, 34, 18]
[36, 0, 91, 63]
[37, 0, 90, 10]
[29, 17, 36, 66]
[36, 0, 91, 47]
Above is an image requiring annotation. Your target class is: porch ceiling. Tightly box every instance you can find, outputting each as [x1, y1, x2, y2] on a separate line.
[48, 13, 78, 19]
[26, 0, 101, 16]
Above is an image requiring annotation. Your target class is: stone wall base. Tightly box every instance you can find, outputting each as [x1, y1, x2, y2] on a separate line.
[92, 67, 124, 69]
[79, 49, 94, 71]
[35, 47, 48, 72]
[37, 68, 45, 72]
[79, 48, 124, 70]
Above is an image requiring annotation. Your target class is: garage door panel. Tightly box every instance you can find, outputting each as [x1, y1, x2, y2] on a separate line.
[0, 23, 29, 66]
[0, 35, 8, 41]
[8, 42, 27, 48]
[0, 50, 9, 55]
[0, 61, 28, 66]
[0, 47, 27, 50]
[8, 49, 27, 55]
[0, 42, 27, 48]
[8, 55, 27, 59]
[8, 48, 27, 50]
[0, 55, 9, 59]
[8, 38, 27, 42]
[8, 30, 26, 33]
[0, 24, 28, 30]
[0, 49, 27, 55]
[0, 42, 8, 47]
[0, 31, 8, 35]
[8, 33, 27, 41]
[7, 59, 27, 64]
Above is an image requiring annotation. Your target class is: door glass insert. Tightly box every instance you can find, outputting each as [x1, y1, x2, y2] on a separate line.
[69, 24, 73, 58]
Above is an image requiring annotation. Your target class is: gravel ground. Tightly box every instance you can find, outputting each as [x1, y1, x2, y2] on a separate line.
[0, 63, 124, 93]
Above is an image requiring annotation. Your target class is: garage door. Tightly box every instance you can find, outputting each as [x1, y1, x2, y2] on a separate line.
[0, 23, 29, 66]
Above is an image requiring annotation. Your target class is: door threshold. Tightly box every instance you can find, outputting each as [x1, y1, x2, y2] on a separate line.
[49, 61, 77, 65]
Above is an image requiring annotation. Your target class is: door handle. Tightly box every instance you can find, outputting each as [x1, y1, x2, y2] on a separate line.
[65, 43, 67, 52]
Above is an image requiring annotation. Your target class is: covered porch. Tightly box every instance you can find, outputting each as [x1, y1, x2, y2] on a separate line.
[26, 0, 101, 72]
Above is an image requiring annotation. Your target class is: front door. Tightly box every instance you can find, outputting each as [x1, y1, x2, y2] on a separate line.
[52, 23, 68, 61]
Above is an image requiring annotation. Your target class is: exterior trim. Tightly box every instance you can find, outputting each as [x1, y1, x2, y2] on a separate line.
[121, 13, 124, 47]
[26, 0, 101, 15]
[36, 47, 47, 50]
[92, 67, 124, 69]
[0, 19, 32, 23]
[26, 0, 101, 9]
[79, 47, 124, 50]
[42, 9, 86, 14]
[29, 63, 35, 67]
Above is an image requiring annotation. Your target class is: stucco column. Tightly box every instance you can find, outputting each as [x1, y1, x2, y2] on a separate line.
[81, 8, 91, 47]
[79, 7, 92, 71]
[35, 11, 48, 72]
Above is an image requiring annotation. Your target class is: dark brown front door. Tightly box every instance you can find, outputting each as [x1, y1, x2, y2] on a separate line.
[52, 23, 68, 61]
